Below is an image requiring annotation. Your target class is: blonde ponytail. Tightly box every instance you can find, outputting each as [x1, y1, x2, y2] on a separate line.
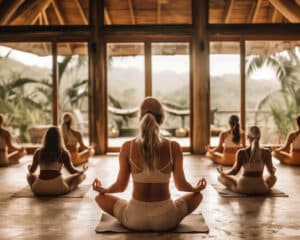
[61, 113, 73, 143]
[248, 126, 261, 163]
[137, 113, 162, 171]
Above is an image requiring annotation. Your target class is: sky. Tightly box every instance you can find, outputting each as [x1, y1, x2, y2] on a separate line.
[0, 45, 278, 80]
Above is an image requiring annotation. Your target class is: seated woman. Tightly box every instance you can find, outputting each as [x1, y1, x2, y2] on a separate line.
[0, 114, 26, 167]
[27, 127, 87, 196]
[272, 114, 300, 165]
[206, 115, 244, 166]
[93, 97, 206, 231]
[61, 113, 95, 166]
[217, 126, 277, 195]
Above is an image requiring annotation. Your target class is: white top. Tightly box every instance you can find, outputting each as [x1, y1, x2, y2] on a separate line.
[242, 150, 265, 173]
[64, 130, 78, 147]
[224, 133, 241, 148]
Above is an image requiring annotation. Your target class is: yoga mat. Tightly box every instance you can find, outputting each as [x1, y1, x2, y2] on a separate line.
[11, 184, 90, 198]
[95, 213, 209, 233]
[212, 184, 288, 198]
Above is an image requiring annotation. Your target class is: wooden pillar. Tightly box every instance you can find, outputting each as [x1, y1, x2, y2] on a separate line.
[90, 0, 106, 153]
[145, 41, 152, 97]
[52, 42, 58, 126]
[192, 0, 209, 154]
[240, 40, 246, 145]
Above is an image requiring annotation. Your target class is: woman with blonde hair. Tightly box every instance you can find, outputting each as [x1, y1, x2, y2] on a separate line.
[217, 126, 277, 194]
[206, 115, 244, 166]
[27, 127, 87, 196]
[61, 113, 94, 166]
[93, 97, 206, 231]
[0, 114, 26, 167]
[273, 114, 300, 165]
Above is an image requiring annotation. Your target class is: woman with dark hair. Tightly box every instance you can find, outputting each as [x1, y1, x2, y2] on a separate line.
[93, 97, 206, 231]
[27, 127, 87, 196]
[206, 115, 244, 166]
[217, 126, 276, 194]
[61, 113, 94, 166]
[0, 114, 26, 167]
[273, 114, 300, 165]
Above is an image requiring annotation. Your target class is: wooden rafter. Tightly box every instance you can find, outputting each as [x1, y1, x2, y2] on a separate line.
[52, 0, 66, 25]
[157, 0, 161, 24]
[74, 0, 88, 24]
[0, 0, 25, 25]
[104, 7, 112, 25]
[128, 0, 136, 24]
[42, 10, 49, 25]
[10, 0, 52, 25]
[269, 7, 278, 23]
[296, 0, 300, 7]
[224, 0, 234, 23]
[250, 0, 262, 23]
[51, 0, 72, 53]
[268, 0, 300, 23]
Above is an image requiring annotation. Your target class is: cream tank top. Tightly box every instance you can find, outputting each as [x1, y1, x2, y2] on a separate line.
[130, 140, 173, 184]
[224, 132, 241, 148]
[64, 130, 78, 147]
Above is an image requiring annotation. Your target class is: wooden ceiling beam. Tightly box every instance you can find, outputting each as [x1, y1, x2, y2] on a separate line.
[9, 0, 52, 25]
[224, 0, 235, 23]
[104, 7, 112, 25]
[268, 0, 300, 23]
[157, 0, 161, 24]
[42, 10, 49, 25]
[0, 0, 25, 25]
[250, 0, 262, 23]
[269, 7, 278, 23]
[52, 0, 66, 25]
[74, 0, 88, 24]
[128, 0, 136, 24]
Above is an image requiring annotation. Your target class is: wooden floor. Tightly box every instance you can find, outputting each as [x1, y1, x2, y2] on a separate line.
[0, 154, 300, 240]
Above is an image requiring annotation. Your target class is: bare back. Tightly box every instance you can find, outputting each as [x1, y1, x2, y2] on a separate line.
[127, 138, 173, 201]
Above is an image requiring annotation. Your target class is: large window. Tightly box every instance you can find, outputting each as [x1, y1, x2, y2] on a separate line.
[0, 43, 52, 144]
[209, 42, 241, 146]
[246, 41, 300, 144]
[152, 42, 190, 147]
[57, 42, 89, 143]
[107, 43, 145, 148]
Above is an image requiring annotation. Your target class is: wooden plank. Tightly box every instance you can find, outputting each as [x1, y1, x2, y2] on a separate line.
[52, 42, 58, 126]
[42, 10, 49, 25]
[268, 0, 300, 23]
[104, 6, 112, 25]
[52, 0, 66, 25]
[74, 0, 88, 25]
[145, 41, 152, 97]
[157, 0, 161, 24]
[224, 0, 235, 23]
[250, 0, 262, 23]
[128, 0, 136, 24]
[240, 40, 246, 146]
[192, 0, 209, 154]
[0, 0, 25, 25]
[10, 0, 52, 25]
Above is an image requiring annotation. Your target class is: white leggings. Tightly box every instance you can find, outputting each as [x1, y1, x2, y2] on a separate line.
[113, 198, 188, 231]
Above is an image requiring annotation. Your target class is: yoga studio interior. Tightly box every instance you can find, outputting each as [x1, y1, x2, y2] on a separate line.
[1, 0, 300, 239]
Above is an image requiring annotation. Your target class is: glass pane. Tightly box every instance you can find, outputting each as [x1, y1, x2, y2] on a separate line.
[209, 42, 241, 146]
[209, 0, 292, 24]
[107, 43, 145, 148]
[57, 42, 89, 144]
[0, 43, 52, 144]
[246, 41, 300, 144]
[152, 42, 190, 147]
[105, 0, 191, 25]
[6, 0, 89, 25]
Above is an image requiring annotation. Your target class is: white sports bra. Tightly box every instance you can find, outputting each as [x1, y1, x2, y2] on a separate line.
[242, 150, 265, 173]
[224, 132, 241, 148]
[129, 140, 173, 184]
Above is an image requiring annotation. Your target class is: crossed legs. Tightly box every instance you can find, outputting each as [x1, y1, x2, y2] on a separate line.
[95, 192, 203, 218]
[272, 151, 300, 165]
